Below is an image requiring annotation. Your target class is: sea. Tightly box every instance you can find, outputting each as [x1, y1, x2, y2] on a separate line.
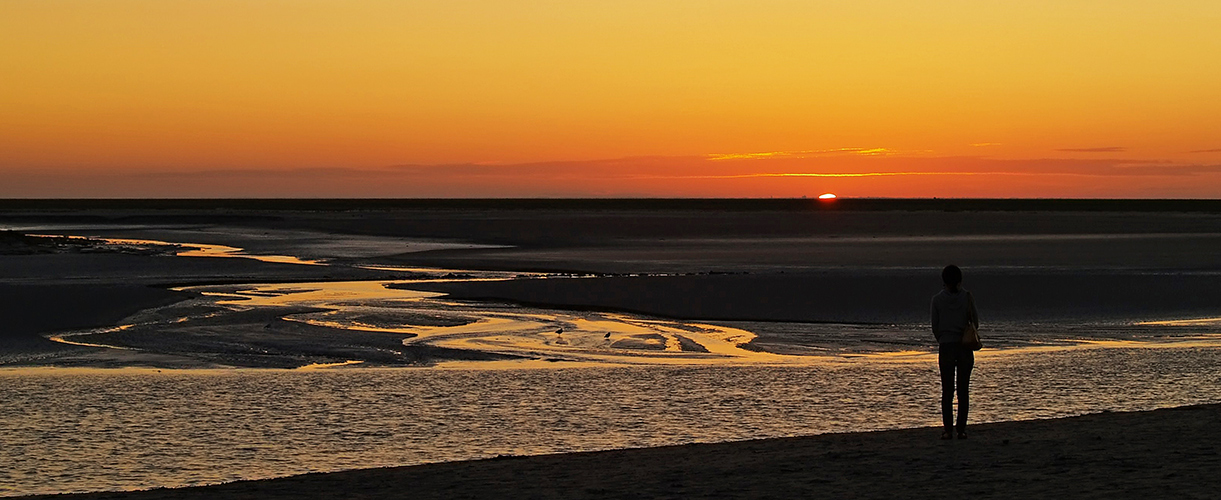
[4, 347, 1221, 496]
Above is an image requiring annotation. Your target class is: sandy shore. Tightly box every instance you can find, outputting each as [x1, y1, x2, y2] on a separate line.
[4, 203, 1221, 497]
[23, 404, 1219, 499]
[0, 284, 187, 356]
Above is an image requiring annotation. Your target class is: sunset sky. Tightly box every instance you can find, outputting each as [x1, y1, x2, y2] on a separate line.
[3, 1, 1220, 198]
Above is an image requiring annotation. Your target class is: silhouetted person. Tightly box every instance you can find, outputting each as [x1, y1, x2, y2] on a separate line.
[931, 264, 978, 440]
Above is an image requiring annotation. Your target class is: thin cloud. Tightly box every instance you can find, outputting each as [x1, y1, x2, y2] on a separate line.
[971, 143, 1001, 147]
[642, 172, 980, 179]
[6, 154, 1221, 197]
[1056, 147, 1127, 153]
[116, 157, 1221, 181]
[1189, 148, 1221, 153]
[133, 167, 375, 179]
[707, 148, 897, 161]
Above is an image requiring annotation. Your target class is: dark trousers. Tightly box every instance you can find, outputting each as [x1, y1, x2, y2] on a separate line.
[939, 342, 974, 432]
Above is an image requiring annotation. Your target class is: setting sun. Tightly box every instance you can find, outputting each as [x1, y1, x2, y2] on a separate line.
[818, 193, 838, 200]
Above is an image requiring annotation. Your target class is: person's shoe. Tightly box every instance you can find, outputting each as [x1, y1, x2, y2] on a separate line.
[940, 430, 953, 440]
[957, 431, 968, 440]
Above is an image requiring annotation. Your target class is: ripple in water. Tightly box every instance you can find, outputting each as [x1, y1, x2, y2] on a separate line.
[3, 346, 1221, 496]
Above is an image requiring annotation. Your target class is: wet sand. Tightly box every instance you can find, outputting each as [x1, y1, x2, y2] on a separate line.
[5, 202, 1221, 365]
[24, 403, 1221, 499]
[0, 284, 187, 356]
[0, 249, 406, 366]
[405, 270, 1221, 324]
[5, 201, 1221, 496]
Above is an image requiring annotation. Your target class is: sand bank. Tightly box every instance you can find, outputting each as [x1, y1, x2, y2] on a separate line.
[25, 403, 1220, 499]
[0, 284, 188, 355]
[405, 271, 1221, 324]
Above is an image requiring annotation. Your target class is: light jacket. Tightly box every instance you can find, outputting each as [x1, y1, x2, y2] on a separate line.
[931, 288, 978, 345]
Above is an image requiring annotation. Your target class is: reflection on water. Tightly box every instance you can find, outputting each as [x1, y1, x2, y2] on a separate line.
[105, 237, 328, 266]
[35, 231, 1221, 367]
[296, 360, 365, 370]
[1138, 317, 1221, 326]
[7, 232, 1221, 496]
[44, 276, 1221, 370]
[356, 264, 548, 281]
[47, 325, 138, 350]
[180, 280, 787, 367]
[3, 346, 1220, 496]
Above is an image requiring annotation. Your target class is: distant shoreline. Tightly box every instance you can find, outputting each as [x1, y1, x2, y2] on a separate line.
[3, 198, 1221, 213]
[23, 403, 1221, 500]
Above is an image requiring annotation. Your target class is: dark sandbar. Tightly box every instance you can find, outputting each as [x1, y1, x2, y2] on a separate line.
[0, 284, 188, 355]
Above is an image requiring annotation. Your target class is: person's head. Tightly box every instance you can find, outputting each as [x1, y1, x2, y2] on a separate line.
[941, 265, 962, 292]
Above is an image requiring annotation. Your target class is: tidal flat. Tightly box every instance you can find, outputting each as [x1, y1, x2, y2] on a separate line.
[3, 199, 1221, 496]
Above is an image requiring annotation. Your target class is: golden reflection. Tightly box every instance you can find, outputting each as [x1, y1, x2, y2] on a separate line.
[26, 232, 1221, 371]
[46, 325, 136, 350]
[297, 360, 364, 370]
[357, 264, 547, 280]
[429, 359, 624, 370]
[970, 336, 1221, 359]
[48, 274, 1221, 371]
[174, 280, 809, 368]
[829, 334, 1221, 364]
[103, 237, 326, 265]
[851, 350, 936, 361]
[1137, 317, 1221, 326]
[0, 366, 172, 376]
[189, 280, 444, 307]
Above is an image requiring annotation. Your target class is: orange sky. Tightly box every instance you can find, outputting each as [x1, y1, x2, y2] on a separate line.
[2, 1, 1220, 197]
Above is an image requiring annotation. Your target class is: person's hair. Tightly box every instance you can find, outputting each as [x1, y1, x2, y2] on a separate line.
[942, 265, 962, 291]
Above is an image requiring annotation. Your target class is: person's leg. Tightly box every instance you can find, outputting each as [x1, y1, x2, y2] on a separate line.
[938, 344, 955, 432]
[956, 347, 975, 434]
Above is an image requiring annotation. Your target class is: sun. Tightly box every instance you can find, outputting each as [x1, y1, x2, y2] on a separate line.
[818, 193, 837, 200]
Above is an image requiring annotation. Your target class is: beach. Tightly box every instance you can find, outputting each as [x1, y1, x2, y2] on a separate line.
[3, 200, 1221, 496]
[21, 403, 1221, 499]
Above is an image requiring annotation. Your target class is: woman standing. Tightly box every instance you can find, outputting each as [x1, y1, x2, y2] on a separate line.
[930, 265, 978, 440]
